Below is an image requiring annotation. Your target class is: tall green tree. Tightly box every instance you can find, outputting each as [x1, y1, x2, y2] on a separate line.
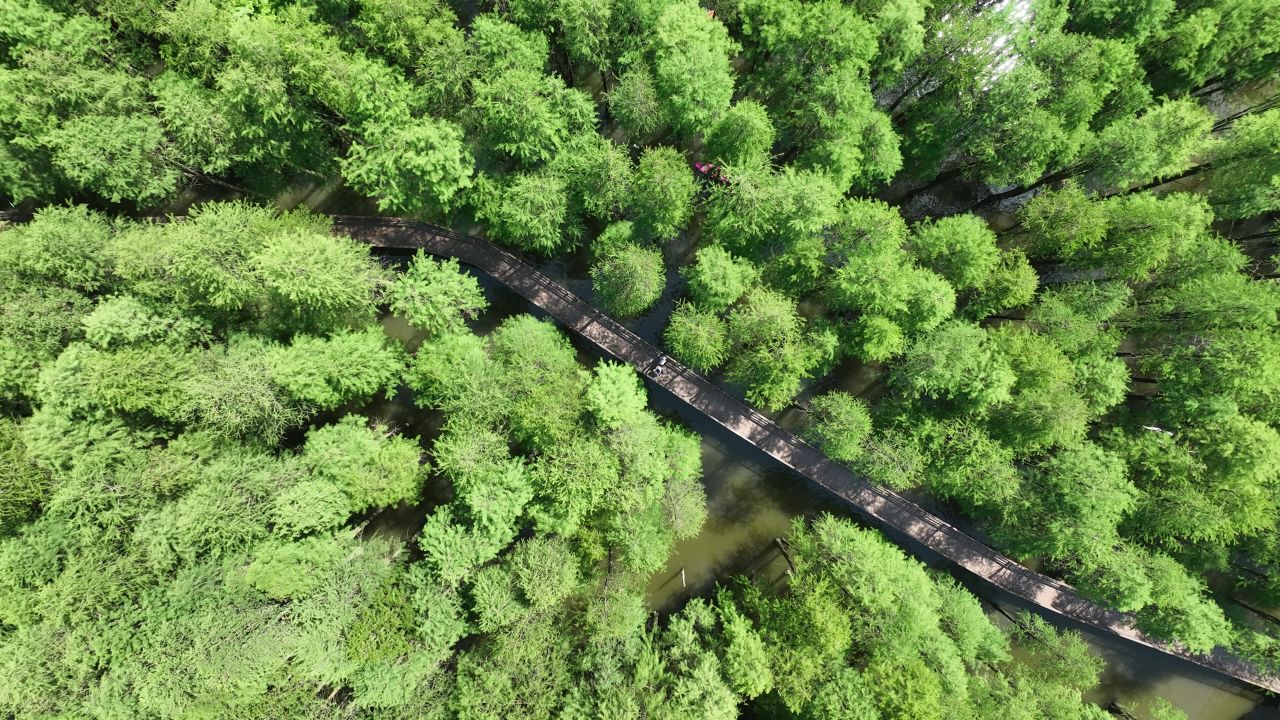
[651, 1, 737, 136]
[387, 253, 488, 337]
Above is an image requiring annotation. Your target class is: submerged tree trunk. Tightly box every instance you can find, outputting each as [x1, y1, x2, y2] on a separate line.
[1119, 162, 1212, 196]
[969, 165, 1082, 211]
[898, 164, 972, 204]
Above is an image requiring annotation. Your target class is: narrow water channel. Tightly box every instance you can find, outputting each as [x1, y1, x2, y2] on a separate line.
[364, 242, 1268, 720]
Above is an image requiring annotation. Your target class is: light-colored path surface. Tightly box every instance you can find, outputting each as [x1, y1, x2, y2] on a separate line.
[335, 215, 1280, 695]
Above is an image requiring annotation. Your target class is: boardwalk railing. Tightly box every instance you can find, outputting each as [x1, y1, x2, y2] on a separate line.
[334, 215, 1280, 695]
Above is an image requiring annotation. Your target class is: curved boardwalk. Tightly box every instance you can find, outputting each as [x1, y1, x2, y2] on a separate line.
[334, 215, 1280, 695]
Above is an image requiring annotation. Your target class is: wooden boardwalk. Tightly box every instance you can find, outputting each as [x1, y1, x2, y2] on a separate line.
[334, 215, 1280, 695]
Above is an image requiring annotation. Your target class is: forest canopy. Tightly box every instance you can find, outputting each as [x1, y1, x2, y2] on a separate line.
[0, 205, 1120, 719]
[3, 0, 1280, 715]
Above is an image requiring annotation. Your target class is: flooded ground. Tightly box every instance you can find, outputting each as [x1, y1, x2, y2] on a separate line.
[361, 252, 1271, 719]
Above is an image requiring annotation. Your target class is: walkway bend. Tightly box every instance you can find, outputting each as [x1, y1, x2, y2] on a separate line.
[333, 215, 1280, 695]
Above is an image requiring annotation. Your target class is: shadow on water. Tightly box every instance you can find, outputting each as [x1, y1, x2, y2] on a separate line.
[975, 580, 1267, 720]
[364, 232, 1267, 720]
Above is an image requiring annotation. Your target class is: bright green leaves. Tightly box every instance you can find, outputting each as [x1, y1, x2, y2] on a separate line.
[664, 302, 729, 372]
[343, 116, 475, 217]
[246, 534, 348, 600]
[1069, 0, 1175, 43]
[387, 252, 487, 337]
[630, 146, 697, 241]
[469, 563, 526, 633]
[651, 0, 737, 137]
[1133, 552, 1233, 654]
[531, 436, 621, 536]
[1, 205, 112, 292]
[352, 0, 460, 70]
[0, 421, 51, 536]
[475, 172, 575, 254]
[736, 0, 898, 192]
[1138, 0, 1280, 95]
[81, 296, 208, 350]
[1019, 181, 1110, 259]
[180, 339, 304, 443]
[586, 361, 649, 430]
[0, 1, 180, 204]
[793, 68, 901, 192]
[725, 288, 837, 410]
[467, 13, 550, 75]
[37, 341, 201, 423]
[733, 515, 1102, 718]
[1097, 192, 1213, 281]
[804, 391, 873, 464]
[1018, 188, 1217, 282]
[682, 245, 758, 313]
[965, 249, 1037, 320]
[406, 331, 506, 421]
[271, 479, 351, 538]
[456, 457, 534, 540]
[1082, 97, 1212, 190]
[470, 68, 594, 166]
[1007, 442, 1136, 561]
[550, 134, 633, 221]
[253, 226, 386, 330]
[704, 165, 842, 294]
[266, 329, 406, 411]
[302, 415, 426, 513]
[509, 536, 580, 610]
[717, 597, 774, 699]
[0, 284, 91, 407]
[893, 321, 1015, 413]
[590, 240, 665, 316]
[419, 505, 509, 587]
[1201, 107, 1280, 219]
[103, 203, 382, 333]
[987, 325, 1091, 454]
[45, 114, 178, 205]
[0, 203, 410, 449]
[609, 65, 663, 140]
[909, 418, 1021, 510]
[825, 199, 957, 360]
[489, 315, 588, 451]
[910, 215, 1000, 292]
[703, 100, 775, 168]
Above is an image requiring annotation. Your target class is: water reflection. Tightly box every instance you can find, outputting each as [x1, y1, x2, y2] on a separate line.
[365, 245, 1268, 720]
[645, 436, 819, 609]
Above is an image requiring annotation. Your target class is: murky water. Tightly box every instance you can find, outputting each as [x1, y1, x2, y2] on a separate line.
[658, 398, 1268, 720]
[362, 226, 1270, 720]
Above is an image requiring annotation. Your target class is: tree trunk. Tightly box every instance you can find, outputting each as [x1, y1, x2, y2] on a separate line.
[897, 164, 970, 204]
[774, 537, 796, 575]
[970, 165, 1080, 211]
[1235, 229, 1280, 243]
[1235, 597, 1280, 627]
[1116, 162, 1211, 196]
[887, 69, 935, 116]
[1190, 77, 1225, 98]
[1108, 702, 1139, 720]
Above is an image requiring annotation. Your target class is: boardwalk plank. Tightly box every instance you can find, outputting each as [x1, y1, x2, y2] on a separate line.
[335, 215, 1280, 695]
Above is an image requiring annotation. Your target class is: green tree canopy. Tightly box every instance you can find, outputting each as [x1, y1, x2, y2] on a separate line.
[630, 146, 697, 242]
[682, 245, 759, 312]
[387, 253, 488, 338]
[651, 1, 737, 136]
[804, 391, 873, 463]
[591, 241, 665, 316]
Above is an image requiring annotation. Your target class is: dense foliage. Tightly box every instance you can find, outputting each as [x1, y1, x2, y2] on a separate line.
[3, 0, 1280, 709]
[0, 206, 1124, 719]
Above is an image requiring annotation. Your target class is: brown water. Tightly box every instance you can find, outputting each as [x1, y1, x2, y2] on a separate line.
[642, 377, 1266, 720]
[353, 210, 1268, 720]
